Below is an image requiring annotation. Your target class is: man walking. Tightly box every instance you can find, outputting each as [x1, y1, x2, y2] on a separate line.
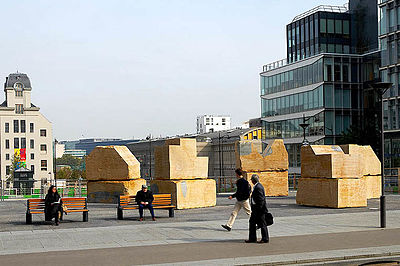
[246, 174, 269, 243]
[221, 168, 251, 231]
[135, 185, 156, 221]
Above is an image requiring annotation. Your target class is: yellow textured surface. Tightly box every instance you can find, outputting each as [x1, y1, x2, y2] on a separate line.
[150, 179, 216, 209]
[340, 145, 381, 176]
[301, 145, 363, 179]
[236, 139, 288, 172]
[154, 138, 208, 180]
[296, 178, 367, 208]
[363, 175, 382, 199]
[86, 146, 140, 181]
[244, 171, 288, 196]
[87, 179, 146, 203]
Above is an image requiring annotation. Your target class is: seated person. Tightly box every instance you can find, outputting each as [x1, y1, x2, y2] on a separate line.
[44, 185, 62, 226]
[135, 185, 155, 221]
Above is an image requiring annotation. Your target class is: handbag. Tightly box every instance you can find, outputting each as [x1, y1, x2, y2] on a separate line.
[265, 212, 274, 226]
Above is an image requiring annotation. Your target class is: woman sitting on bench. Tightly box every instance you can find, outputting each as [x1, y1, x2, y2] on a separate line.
[45, 185, 63, 226]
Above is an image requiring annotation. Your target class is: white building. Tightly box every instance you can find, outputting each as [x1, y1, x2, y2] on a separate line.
[0, 73, 53, 187]
[196, 115, 231, 134]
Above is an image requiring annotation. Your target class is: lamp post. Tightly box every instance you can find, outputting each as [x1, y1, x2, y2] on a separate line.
[369, 82, 392, 229]
[146, 134, 152, 179]
[299, 114, 310, 146]
[54, 139, 58, 186]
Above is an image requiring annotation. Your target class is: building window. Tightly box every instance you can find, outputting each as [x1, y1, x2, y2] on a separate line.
[14, 138, 19, 149]
[31, 165, 35, 173]
[6, 166, 10, 175]
[5, 123, 9, 133]
[21, 138, 26, 149]
[40, 129, 46, 137]
[14, 120, 19, 133]
[40, 144, 47, 152]
[5, 154, 9, 160]
[30, 123, 34, 133]
[5, 139, 9, 149]
[41, 160, 47, 171]
[15, 90, 23, 97]
[21, 120, 26, 133]
[15, 104, 23, 114]
[30, 139, 34, 149]
[31, 153, 34, 160]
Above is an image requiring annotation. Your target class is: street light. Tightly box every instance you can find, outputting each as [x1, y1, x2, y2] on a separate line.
[299, 114, 310, 146]
[146, 134, 152, 179]
[54, 139, 58, 186]
[369, 82, 392, 229]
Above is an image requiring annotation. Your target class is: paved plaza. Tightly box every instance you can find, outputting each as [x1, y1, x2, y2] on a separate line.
[0, 194, 400, 265]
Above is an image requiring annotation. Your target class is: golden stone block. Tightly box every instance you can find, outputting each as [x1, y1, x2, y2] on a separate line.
[296, 177, 367, 208]
[236, 139, 288, 172]
[150, 179, 216, 209]
[245, 171, 288, 196]
[301, 145, 363, 179]
[363, 175, 382, 199]
[154, 138, 208, 180]
[340, 144, 381, 176]
[86, 146, 140, 181]
[87, 179, 146, 203]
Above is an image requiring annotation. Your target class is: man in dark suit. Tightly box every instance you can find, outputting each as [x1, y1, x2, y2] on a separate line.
[135, 185, 155, 221]
[245, 174, 269, 243]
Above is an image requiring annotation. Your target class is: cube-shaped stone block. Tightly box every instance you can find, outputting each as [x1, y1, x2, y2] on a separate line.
[236, 139, 288, 172]
[363, 175, 382, 199]
[86, 146, 140, 181]
[154, 138, 208, 180]
[244, 171, 288, 196]
[340, 144, 381, 176]
[296, 177, 367, 208]
[87, 179, 146, 203]
[150, 179, 216, 209]
[301, 145, 363, 179]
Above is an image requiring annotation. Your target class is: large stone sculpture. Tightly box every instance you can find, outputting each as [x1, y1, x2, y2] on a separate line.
[235, 139, 288, 196]
[151, 138, 216, 209]
[86, 146, 146, 203]
[296, 144, 381, 208]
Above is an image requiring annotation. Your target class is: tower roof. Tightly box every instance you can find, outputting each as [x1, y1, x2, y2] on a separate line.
[4, 73, 31, 89]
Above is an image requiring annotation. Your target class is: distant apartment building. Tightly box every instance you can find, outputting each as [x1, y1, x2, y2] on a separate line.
[261, 0, 380, 173]
[196, 115, 231, 134]
[0, 73, 53, 187]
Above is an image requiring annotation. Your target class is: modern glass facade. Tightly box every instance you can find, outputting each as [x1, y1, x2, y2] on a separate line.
[261, 0, 380, 173]
[379, 0, 400, 167]
[287, 11, 351, 63]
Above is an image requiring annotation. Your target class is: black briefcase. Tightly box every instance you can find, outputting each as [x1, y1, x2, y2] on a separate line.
[265, 212, 274, 226]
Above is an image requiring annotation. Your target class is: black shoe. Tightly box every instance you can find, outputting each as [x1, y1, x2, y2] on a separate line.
[55, 222, 59, 226]
[258, 239, 269, 243]
[245, 240, 257, 243]
[221, 225, 231, 231]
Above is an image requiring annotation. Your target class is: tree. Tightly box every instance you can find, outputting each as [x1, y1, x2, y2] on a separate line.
[7, 154, 21, 182]
[56, 154, 85, 170]
[57, 167, 73, 180]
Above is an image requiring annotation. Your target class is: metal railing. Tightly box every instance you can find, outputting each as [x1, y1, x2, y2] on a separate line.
[0, 179, 87, 200]
[292, 4, 349, 23]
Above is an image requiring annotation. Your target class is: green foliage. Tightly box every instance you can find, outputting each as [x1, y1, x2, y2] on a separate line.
[7, 154, 21, 182]
[56, 154, 85, 170]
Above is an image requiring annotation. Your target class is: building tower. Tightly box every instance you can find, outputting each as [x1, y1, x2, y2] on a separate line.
[0, 73, 53, 188]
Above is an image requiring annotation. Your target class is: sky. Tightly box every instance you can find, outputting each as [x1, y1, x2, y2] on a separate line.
[0, 0, 346, 140]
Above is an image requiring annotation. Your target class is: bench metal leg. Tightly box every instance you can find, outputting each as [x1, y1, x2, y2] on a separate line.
[117, 208, 123, 220]
[26, 213, 32, 224]
[169, 208, 174, 218]
[83, 211, 88, 222]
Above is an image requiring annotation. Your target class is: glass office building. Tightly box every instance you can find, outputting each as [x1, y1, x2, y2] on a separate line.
[378, 0, 400, 167]
[261, 0, 380, 173]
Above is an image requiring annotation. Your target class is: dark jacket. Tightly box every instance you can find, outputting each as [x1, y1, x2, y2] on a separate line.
[250, 183, 268, 214]
[135, 190, 154, 205]
[231, 178, 251, 201]
[44, 192, 62, 221]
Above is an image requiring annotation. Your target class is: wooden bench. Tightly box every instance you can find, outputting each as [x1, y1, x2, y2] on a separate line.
[117, 194, 175, 220]
[26, 197, 89, 224]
